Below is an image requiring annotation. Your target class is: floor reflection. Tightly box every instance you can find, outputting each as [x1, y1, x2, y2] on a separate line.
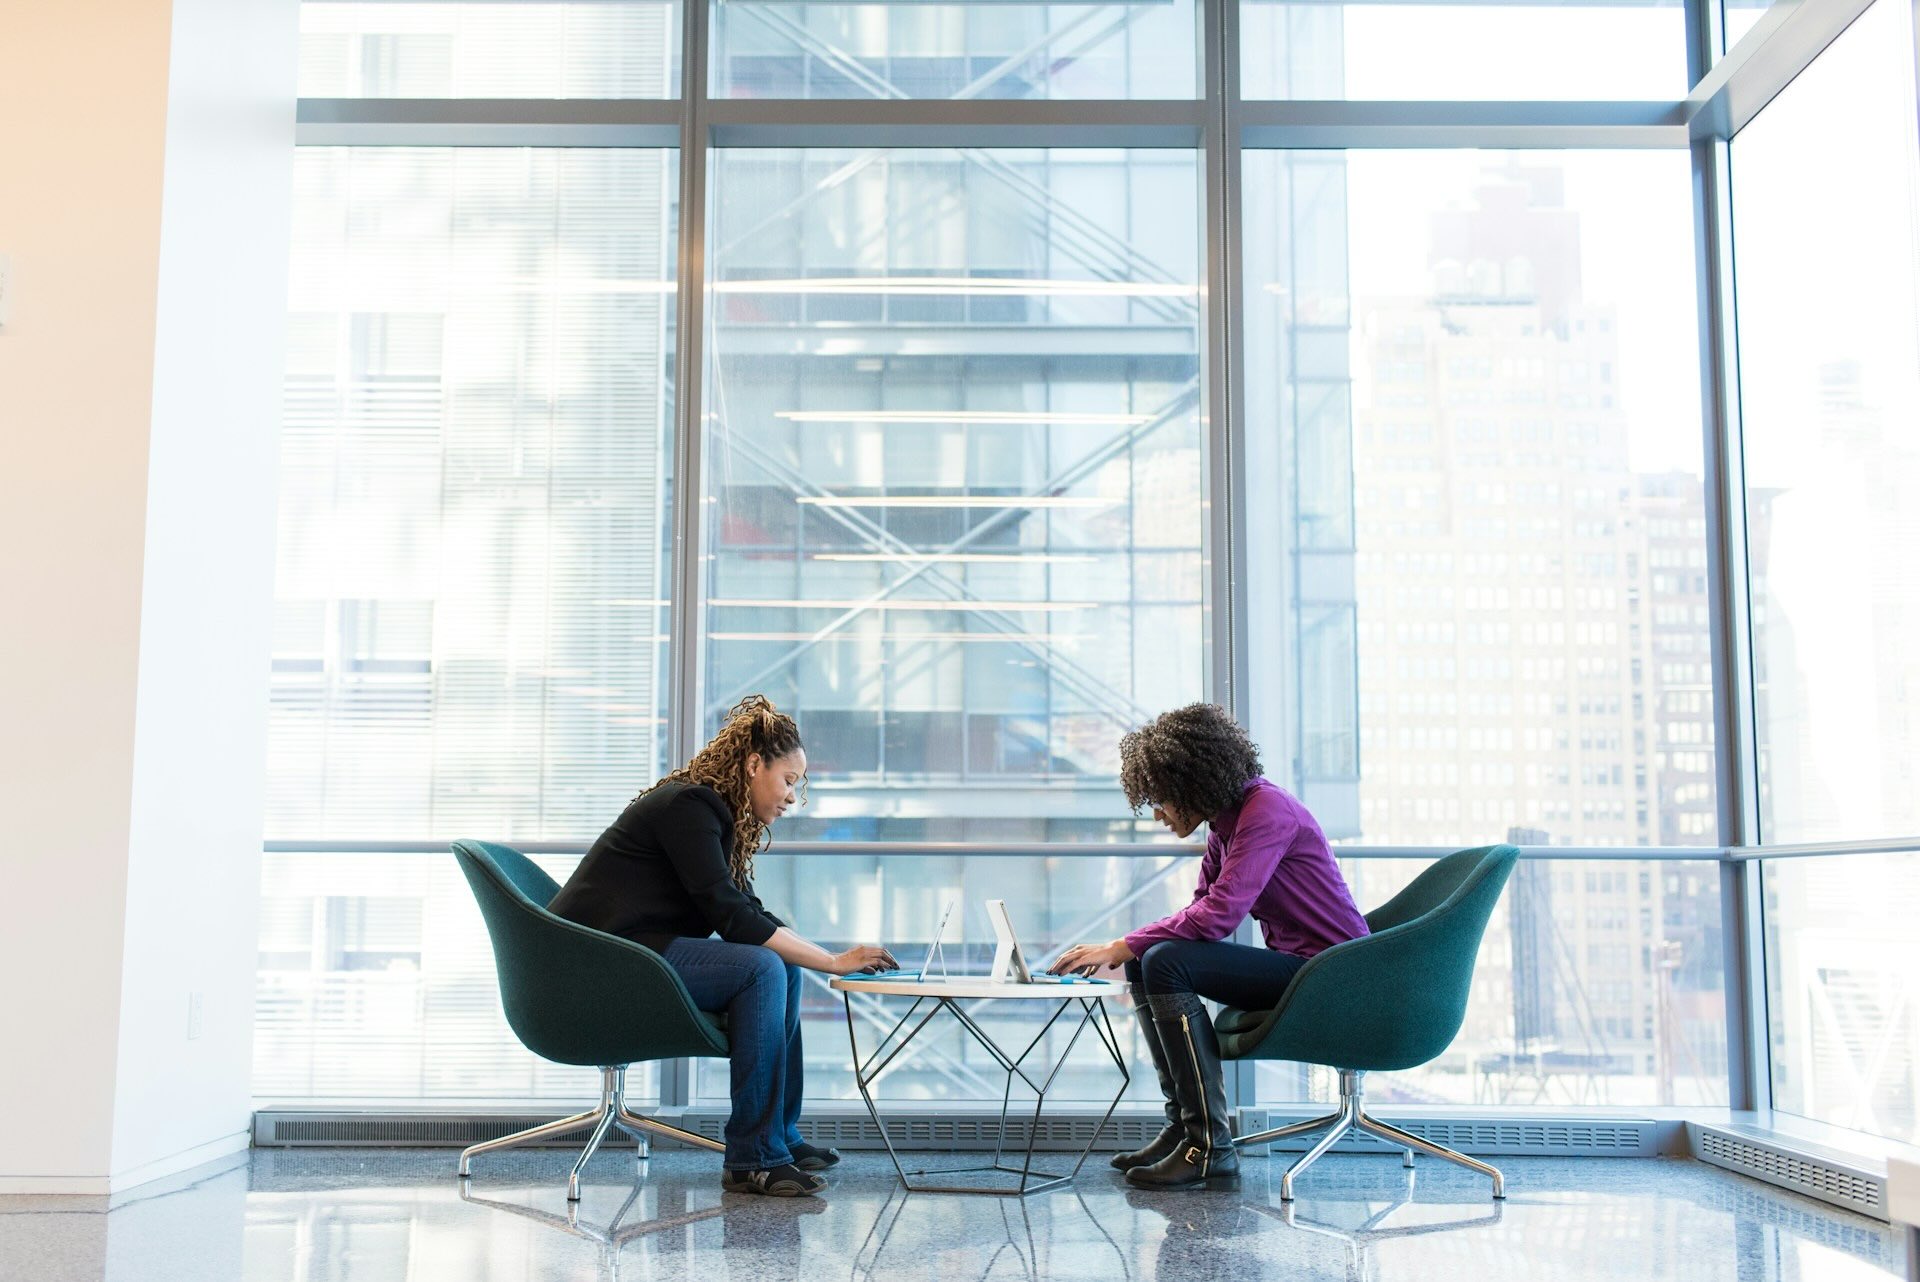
[455, 1181, 733, 1280]
[0, 1150, 1905, 1282]
[1241, 1169, 1505, 1282]
[850, 1182, 1133, 1281]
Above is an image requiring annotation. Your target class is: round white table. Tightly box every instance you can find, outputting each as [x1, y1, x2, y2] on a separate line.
[827, 974, 1132, 1196]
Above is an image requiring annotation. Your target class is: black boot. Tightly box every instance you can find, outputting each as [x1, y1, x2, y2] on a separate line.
[1110, 984, 1184, 1171]
[1125, 993, 1240, 1192]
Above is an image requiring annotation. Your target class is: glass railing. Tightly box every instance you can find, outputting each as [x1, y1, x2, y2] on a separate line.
[1763, 850, 1920, 1145]
[256, 847, 1727, 1111]
[1263, 857, 1728, 1109]
[255, 850, 655, 1104]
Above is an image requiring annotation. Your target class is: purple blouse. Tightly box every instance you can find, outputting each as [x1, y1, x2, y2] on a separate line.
[1124, 777, 1370, 960]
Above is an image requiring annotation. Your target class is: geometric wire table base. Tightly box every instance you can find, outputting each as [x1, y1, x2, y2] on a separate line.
[839, 986, 1131, 1196]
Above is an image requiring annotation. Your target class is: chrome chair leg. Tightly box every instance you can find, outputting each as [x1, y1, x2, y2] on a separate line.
[1233, 1107, 1346, 1149]
[616, 1107, 720, 1154]
[607, 1064, 722, 1157]
[612, 1116, 653, 1161]
[567, 1109, 620, 1202]
[459, 1108, 602, 1178]
[1234, 1069, 1503, 1202]
[459, 1064, 723, 1197]
[1279, 1097, 1357, 1202]
[1355, 1113, 1504, 1199]
[606, 1068, 649, 1162]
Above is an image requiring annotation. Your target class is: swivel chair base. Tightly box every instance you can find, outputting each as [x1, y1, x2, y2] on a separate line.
[458, 1065, 724, 1201]
[1234, 1069, 1505, 1202]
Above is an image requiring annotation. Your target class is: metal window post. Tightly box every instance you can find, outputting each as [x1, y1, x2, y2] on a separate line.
[1200, 0, 1260, 1119]
[1687, 0, 1770, 1117]
[1203, 0, 1248, 724]
[662, 0, 715, 1114]
[668, 0, 713, 777]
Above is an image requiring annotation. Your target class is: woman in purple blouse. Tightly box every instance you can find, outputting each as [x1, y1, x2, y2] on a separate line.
[1052, 704, 1371, 1192]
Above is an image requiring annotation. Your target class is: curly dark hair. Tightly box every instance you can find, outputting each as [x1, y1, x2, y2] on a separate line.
[650, 694, 805, 887]
[1118, 703, 1263, 821]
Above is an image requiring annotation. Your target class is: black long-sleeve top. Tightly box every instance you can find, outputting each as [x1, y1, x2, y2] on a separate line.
[548, 781, 786, 953]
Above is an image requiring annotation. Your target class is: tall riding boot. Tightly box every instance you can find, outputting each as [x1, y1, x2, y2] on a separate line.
[1125, 993, 1240, 1191]
[1110, 985, 1184, 1171]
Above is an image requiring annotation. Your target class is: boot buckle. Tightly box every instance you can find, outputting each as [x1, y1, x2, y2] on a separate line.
[1184, 1146, 1203, 1165]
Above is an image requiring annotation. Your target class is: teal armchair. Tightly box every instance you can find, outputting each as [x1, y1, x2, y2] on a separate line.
[452, 839, 727, 1200]
[1220, 844, 1518, 1201]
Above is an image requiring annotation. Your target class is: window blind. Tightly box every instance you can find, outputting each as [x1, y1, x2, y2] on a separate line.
[262, 147, 676, 1101]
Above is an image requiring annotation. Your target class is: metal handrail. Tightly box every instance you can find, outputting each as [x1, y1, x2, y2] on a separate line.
[262, 837, 1920, 860]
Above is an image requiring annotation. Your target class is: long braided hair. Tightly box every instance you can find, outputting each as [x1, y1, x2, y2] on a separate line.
[1118, 703, 1262, 822]
[654, 694, 805, 887]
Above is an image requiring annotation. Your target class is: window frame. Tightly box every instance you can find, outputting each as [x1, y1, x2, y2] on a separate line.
[274, 0, 1920, 1130]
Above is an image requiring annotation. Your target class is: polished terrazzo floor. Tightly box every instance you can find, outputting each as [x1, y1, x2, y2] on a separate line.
[1, 1146, 1905, 1281]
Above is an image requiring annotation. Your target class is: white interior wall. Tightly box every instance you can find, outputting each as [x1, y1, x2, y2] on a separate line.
[0, 0, 299, 1193]
[110, 0, 300, 1183]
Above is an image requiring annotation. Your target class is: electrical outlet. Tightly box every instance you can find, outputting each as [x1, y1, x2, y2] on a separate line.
[187, 991, 204, 1041]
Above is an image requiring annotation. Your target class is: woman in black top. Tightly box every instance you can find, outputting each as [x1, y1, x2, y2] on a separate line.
[550, 695, 896, 1197]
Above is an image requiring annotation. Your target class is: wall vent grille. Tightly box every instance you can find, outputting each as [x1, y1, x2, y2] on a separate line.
[648, 1111, 1161, 1151]
[1692, 1127, 1886, 1220]
[256, 1114, 622, 1148]
[1234, 1110, 1658, 1157]
[256, 1108, 1660, 1156]
[254, 1110, 1161, 1152]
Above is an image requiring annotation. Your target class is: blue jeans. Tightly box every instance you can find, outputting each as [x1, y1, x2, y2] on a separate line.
[661, 937, 806, 1171]
[1125, 938, 1309, 1010]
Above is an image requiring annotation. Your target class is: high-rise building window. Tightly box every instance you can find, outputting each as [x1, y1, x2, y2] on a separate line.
[1240, 151, 1725, 1109]
[256, 0, 1907, 1126]
[1243, 150, 1715, 854]
[1732, 0, 1920, 846]
[702, 148, 1207, 843]
[1765, 852, 1920, 1145]
[711, 1, 1197, 99]
[1240, 0, 1686, 100]
[1735, 0, 1920, 1151]
[299, 1, 681, 97]
[263, 146, 677, 1101]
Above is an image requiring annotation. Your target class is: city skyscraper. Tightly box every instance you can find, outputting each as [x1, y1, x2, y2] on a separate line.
[1334, 160, 1725, 1103]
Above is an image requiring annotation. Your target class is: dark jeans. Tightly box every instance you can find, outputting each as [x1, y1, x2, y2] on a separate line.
[662, 937, 805, 1171]
[1125, 939, 1309, 1011]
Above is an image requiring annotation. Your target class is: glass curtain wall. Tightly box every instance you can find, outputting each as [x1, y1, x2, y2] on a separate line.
[1239, 146, 1726, 1108]
[1730, 0, 1920, 1142]
[1239, 0, 1687, 100]
[702, 147, 1205, 843]
[261, 0, 1917, 1134]
[263, 142, 678, 1100]
[298, 2, 683, 96]
[710, 0, 1197, 98]
[1730, 0, 1920, 849]
[1293, 858, 1727, 1108]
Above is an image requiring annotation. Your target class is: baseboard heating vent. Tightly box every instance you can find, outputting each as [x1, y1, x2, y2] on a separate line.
[255, 1113, 656, 1149]
[1691, 1125, 1886, 1221]
[676, 1110, 1164, 1153]
[1233, 1111, 1659, 1158]
[254, 1109, 1165, 1153]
